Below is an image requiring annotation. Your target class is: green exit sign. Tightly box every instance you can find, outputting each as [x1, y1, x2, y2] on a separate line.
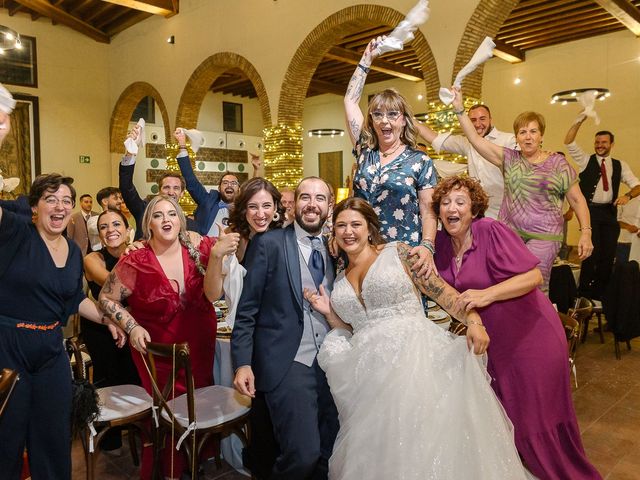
[79, 155, 91, 164]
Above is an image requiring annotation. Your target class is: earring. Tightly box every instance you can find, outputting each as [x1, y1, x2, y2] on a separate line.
[272, 212, 280, 222]
[368, 235, 372, 243]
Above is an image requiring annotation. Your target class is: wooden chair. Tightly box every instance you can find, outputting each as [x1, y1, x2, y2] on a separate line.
[67, 337, 153, 480]
[559, 312, 581, 387]
[0, 368, 19, 419]
[145, 342, 251, 479]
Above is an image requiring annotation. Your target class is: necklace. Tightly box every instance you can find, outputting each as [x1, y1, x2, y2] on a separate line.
[381, 143, 403, 158]
[452, 231, 472, 265]
[43, 235, 63, 252]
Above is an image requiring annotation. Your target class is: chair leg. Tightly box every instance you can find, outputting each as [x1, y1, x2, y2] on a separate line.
[128, 427, 139, 466]
[596, 313, 605, 344]
[580, 316, 590, 343]
[85, 429, 95, 480]
[627, 340, 632, 351]
[615, 339, 621, 360]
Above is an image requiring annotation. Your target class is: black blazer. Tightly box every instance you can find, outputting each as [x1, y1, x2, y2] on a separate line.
[232, 224, 324, 392]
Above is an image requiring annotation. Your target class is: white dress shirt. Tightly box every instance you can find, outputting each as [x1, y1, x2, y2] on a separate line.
[565, 141, 640, 204]
[432, 127, 516, 219]
[617, 196, 640, 243]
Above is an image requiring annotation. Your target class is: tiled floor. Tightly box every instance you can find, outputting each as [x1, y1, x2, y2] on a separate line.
[68, 328, 640, 479]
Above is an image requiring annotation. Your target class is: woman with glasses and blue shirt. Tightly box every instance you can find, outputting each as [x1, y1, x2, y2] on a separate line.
[344, 36, 438, 277]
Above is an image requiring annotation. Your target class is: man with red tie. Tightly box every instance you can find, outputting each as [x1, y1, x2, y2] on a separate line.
[565, 119, 640, 299]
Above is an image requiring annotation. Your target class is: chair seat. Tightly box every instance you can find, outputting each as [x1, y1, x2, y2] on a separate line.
[97, 384, 153, 422]
[160, 385, 251, 429]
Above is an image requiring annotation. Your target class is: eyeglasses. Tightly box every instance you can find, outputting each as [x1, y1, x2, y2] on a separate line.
[371, 110, 403, 122]
[221, 180, 239, 187]
[42, 195, 74, 208]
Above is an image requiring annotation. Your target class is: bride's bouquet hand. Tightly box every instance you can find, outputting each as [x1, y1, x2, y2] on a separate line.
[304, 285, 331, 316]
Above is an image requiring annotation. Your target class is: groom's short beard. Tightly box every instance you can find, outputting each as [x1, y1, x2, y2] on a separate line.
[295, 208, 327, 234]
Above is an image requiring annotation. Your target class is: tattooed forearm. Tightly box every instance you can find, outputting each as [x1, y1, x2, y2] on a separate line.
[397, 243, 472, 323]
[124, 319, 139, 334]
[349, 118, 361, 142]
[347, 71, 366, 103]
[102, 271, 116, 294]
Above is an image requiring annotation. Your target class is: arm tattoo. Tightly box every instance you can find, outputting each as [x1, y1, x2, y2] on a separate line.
[102, 272, 116, 295]
[115, 312, 122, 321]
[349, 118, 361, 142]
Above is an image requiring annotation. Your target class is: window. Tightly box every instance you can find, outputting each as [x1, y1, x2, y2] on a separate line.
[223, 102, 243, 133]
[131, 96, 155, 124]
[0, 35, 37, 87]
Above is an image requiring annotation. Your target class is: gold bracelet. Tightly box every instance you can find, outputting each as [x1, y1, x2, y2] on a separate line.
[579, 226, 592, 231]
[467, 320, 486, 329]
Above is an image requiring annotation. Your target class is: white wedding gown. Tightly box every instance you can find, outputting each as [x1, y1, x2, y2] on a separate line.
[318, 243, 532, 480]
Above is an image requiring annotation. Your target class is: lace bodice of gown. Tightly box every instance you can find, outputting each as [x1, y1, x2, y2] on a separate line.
[330, 243, 425, 332]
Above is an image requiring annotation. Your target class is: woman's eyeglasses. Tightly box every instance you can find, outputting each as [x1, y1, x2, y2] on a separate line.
[370, 110, 403, 122]
[42, 195, 74, 208]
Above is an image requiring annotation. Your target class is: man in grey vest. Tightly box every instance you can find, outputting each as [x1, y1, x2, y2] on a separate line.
[232, 176, 339, 479]
[565, 119, 640, 299]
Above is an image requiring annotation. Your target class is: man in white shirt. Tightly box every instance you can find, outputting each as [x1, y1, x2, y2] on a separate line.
[416, 104, 516, 219]
[66, 193, 98, 255]
[616, 196, 640, 264]
[564, 118, 640, 299]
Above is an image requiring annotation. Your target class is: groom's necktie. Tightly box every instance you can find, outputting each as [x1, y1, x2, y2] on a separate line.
[308, 236, 325, 289]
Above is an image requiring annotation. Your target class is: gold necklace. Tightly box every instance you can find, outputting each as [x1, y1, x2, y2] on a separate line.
[452, 231, 472, 264]
[381, 143, 403, 158]
[43, 236, 63, 252]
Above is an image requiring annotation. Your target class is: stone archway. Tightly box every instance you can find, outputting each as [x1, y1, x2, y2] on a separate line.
[451, 0, 519, 98]
[269, 4, 440, 188]
[174, 52, 271, 129]
[109, 82, 171, 153]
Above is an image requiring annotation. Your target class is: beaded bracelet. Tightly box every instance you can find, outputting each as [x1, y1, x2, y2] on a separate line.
[453, 108, 465, 115]
[579, 226, 592, 231]
[467, 320, 486, 329]
[420, 239, 435, 255]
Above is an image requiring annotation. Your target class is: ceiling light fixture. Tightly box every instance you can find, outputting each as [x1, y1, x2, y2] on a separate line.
[307, 129, 345, 138]
[550, 88, 610, 105]
[0, 25, 21, 55]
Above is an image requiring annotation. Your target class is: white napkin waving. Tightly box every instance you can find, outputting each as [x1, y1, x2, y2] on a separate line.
[0, 84, 16, 115]
[176, 127, 205, 153]
[124, 118, 145, 155]
[575, 90, 600, 125]
[439, 37, 496, 105]
[221, 254, 246, 328]
[376, 0, 430, 55]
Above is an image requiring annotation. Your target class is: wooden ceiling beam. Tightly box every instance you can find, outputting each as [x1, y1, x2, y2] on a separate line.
[503, 3, 597, 28]
[500, 9, 606, 36]
[325, 46, 423, 82]
[513, 22, 623, 48]
[503, 16, 621, 44]
[105, 10, 152, 36]
[212, 76, 250, 90]
[493, 39, 525, 63]
[70, 0, 94, 15]
[506, 0, 590, 21]
[340, 26, 389, 48]
[83, 2, 115, 22]
[7, 1, 24, 16]
[98, 0, 178, 17]
[308, 78, 345, 96]
[593, 0, 640, 35]
[95, 6, 131, 30]
[13, 0, 110, 42]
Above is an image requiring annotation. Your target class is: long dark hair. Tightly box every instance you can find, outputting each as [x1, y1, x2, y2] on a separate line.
[332, 197, 386, 247]
[228, 177, 284, 238]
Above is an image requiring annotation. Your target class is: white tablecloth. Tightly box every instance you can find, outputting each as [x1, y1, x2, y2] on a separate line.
[214, 337, 250, 476]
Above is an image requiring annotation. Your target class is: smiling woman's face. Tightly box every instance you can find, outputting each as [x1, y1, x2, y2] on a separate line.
[438, 186, 474, 240]
[34, 185, 74, 236]
[148, 199, 180, 242]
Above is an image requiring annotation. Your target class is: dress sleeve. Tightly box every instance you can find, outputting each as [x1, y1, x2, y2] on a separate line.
[556, 154, 578, 195]
[415, 152, 437, 190]
[0, 209, 29, 278]
[62, 246, 87, 319]
[114, 249, 141, 293]
[485, 221, 539, 283]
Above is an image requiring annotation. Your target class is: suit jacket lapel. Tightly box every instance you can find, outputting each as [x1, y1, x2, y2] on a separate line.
[284, 225, 303, 312]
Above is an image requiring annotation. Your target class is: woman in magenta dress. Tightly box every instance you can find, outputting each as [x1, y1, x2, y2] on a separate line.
[99, 195, 239, 479]
[432, 176, 600, 480]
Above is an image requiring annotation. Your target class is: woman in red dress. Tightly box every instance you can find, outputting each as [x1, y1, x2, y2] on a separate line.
[99, 194, 239, 479]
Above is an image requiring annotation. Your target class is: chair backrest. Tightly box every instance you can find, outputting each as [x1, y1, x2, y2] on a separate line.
[559, 312, 580, 361]
[0, 368, 19, 419]
[144, 342, 195, 426]
[66, 336, 88, 381]
[569, 297, 594, 324]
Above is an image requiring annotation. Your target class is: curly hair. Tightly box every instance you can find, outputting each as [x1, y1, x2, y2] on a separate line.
[29, 173, 76, 207]
[332, 197, 386, 247]
[228, 177, 284, 238]
[142, 195, 206, 275]
[361, 88, 418, 150]
[431, 176, 489, 218]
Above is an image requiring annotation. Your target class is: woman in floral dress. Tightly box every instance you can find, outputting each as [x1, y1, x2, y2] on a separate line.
[344, 36, 438, 276]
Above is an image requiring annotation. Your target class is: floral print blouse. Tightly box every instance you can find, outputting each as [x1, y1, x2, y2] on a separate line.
[353, 144, 437, 246]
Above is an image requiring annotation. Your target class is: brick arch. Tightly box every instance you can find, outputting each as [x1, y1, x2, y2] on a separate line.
[175, 52, 271, 129]
[109, 82, 171, 153]
[451, 0, 519, 98]
[278, 4, 440, 124]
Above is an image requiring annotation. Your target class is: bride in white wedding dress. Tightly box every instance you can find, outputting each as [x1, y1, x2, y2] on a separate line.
[305, 198, 533, 480]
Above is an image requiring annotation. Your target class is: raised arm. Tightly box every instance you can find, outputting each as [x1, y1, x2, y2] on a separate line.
[414, 121, 438, 144]
[451, 87, 504, 167]
[397, 243, 489, 354]
[175, 129, 210, 205]
[203, 228, 240, 301]
[564, 116, 586, 145]
[99, 270, 150, 353]
[344, 37, 382, 145]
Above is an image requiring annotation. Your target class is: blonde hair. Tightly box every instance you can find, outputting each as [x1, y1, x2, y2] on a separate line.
[142, 195, 206, 275]
[361, 88, 418, 150]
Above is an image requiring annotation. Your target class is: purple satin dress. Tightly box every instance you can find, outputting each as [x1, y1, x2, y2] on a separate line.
[435, 218, 601, 480]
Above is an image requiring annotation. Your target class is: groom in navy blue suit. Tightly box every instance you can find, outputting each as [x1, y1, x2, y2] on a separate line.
[232, 177, 338, 480]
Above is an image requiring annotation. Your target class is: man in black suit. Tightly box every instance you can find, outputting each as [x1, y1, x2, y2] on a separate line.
[232, 177, 339, 480]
